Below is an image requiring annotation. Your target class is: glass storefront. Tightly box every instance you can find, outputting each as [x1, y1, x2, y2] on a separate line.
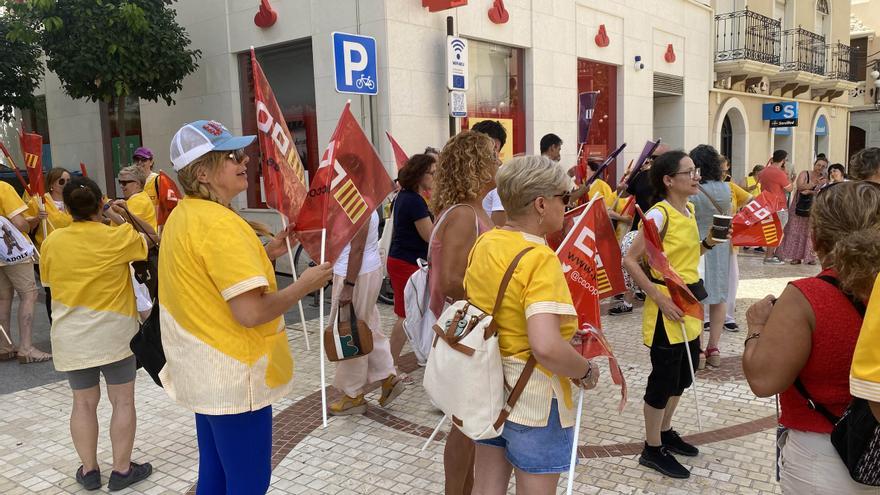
[239, 39, 317, 209]
[461, 40, 525, 160]
[577, 59, 618, 182]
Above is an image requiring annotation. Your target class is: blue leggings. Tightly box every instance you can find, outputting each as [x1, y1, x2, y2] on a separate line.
[195, 406, 273, 495]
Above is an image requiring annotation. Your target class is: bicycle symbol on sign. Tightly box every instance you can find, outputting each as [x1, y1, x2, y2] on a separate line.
[355, 74, 375, 90]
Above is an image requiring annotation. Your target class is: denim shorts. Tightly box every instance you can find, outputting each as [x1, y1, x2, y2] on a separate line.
[476, 400, 574, 474]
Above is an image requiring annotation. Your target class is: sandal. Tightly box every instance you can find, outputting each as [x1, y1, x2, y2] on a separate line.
[790, 260, 802, 265]
[17, 348, 52, 364]
[0, 350, 15, 361]
[706, 347, 721, 368]
[328, 393, 367, 416]
[698, 351, 706, 370]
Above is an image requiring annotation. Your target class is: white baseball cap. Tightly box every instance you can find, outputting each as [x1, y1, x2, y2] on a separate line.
[170, 120, 256, 171]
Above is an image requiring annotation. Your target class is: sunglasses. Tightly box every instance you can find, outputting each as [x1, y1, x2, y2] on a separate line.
[523, 190, 571, 207]
[57, 178, 67, 186]
[227, 149, 247, 163]
[119, 180, 137, 186]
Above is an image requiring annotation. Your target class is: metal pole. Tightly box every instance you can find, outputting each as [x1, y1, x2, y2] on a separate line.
[447, 15, 456, 139]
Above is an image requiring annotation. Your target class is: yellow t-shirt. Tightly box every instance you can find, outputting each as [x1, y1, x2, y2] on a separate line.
[730, 182, 752, 211]
[144, 172, 159, 208]
[0, 182, 28, 220]
[40, 222, 147, 371]
[464, 228, 578, 428]
[127, 191, 157, 231]
[158, 197, 292, 415]
[26, 194, 73, 250]
[641, 201, 702, 346]
[589, 179, 615, 208]
[851, 273, 880, 402]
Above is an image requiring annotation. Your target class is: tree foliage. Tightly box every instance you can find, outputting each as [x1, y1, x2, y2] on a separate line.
[0, 10, 44, 122]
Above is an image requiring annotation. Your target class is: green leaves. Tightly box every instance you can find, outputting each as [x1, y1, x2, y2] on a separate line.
[0, 5, 44, 122]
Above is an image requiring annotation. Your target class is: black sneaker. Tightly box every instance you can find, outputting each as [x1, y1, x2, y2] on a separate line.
[703, 321, 710, 330]
[661, 429, 699, 457]
[108, 462, 152, 492]
[635, 291, 646, 302]
[609, 303, 633, 315]
[724, 322, 739, 332]
[75, 466, 101, 491]
[639, 444, 690, 479]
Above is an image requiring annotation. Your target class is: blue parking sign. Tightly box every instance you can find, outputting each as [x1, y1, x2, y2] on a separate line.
[332, 32, 378, 95]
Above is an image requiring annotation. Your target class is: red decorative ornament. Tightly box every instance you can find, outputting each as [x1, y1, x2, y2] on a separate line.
[595, 24, 610, 48]
[664, 43, 676, 63]
[488, 0, 509, 24]
[254, 0, 277, 29]
[423, 0, 468, 12]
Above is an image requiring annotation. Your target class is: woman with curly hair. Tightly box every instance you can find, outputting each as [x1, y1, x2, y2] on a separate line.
[431, 130, 499, 495]
[744, 180, 880, 493]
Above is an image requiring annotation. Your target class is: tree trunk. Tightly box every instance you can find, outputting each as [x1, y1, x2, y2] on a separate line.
[117, 94, 128, 180]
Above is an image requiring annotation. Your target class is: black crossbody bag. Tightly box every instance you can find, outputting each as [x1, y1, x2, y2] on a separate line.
[793, 275, 880, 486]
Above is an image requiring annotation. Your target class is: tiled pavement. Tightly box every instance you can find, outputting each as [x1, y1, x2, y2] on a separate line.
[0, 251, 818, 494]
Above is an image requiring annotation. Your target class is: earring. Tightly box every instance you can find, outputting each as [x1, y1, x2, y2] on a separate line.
[538, 213, 545, 225]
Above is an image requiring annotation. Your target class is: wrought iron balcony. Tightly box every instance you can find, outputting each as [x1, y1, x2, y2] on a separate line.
[825, 42, 857, 81]
[715, 10, 781, 65]
[780, 28, 826, 75]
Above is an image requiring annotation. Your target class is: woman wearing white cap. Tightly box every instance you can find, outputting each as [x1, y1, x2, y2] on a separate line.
[159, 120, 333, 494]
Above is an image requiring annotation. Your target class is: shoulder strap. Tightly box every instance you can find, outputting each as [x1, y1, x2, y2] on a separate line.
[697, 184, 725, 215]
[816, 274, 866, 317]
[793, 378, 840, 425]
[427, 203, 480, 262]
[493, 354, 537, 430]
[490, 247, 534, 317]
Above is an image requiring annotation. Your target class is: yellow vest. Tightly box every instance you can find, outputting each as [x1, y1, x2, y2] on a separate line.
[641, 201, 702, 346]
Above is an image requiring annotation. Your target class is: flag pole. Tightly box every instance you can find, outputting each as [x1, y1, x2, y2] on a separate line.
[679, 321, 704, 432]
[319, 226, 328, 428]
[278, 214, 311, 351]
[35, 195, 48, 240]
[565, 388, 585, 494]
[421, 414, 447, 451]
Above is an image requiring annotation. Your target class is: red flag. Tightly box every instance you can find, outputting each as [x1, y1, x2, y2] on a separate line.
[386, 132, 409, 171]
[19, 132, 44, 196]
[732, 192, 783, 247]
[0, 141, 32, 194]
[79, 163, 88, 177]
[556, 197, 627, 411]
[155, 171, 181, 227]
[636, 206, 704, 320]
[294, 103, 394, 264]
[251, 49, 308, 223]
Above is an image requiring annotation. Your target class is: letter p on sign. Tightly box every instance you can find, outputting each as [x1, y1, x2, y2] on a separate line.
[332, 32, 378, 95]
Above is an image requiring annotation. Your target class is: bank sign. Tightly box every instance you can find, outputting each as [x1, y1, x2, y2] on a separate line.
[332, 32, 378, 95]
[762, 101, 798, 128]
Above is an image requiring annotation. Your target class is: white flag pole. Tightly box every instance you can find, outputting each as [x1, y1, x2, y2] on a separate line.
[421, 415, 447, 452]
[319, 227, 328, 428]
[565, 388, 585, 495]
[680, 321, 704, 432]
[278, 214, 310, 351]
[35, 195, 48, 240]
[0, 324, 13, 347]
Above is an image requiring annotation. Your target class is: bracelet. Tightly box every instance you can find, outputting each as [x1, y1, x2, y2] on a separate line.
[744, 333, 761, 346]
[344, 280, 356, 287]
[701, 238, 714, 250]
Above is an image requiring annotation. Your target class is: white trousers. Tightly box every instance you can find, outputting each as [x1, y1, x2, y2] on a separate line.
[726, 249, 739, 324]
[330, 269, 395, 397]
[779, 429, 880, 495]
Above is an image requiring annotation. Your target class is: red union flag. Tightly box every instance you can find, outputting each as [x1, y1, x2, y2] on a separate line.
[385, 131, 409, 171]
[251, 49, 308, 223]
[636, 206, 704, 321]
[731, 192, 783, 247]
[295, 103, 394, 264]
[19, 132, 44, 196]
[556, 197, 627, 411]
[155, 171, 181, 227]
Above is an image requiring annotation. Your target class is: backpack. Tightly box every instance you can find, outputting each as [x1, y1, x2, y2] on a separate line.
[793, 274, 880, 486]
[403, 204, 479, 366]
[423, 246, 537, 441]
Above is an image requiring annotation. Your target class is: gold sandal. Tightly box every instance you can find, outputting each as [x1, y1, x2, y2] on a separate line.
[17, 349, 52, 364]
[328, 394, 367, 416]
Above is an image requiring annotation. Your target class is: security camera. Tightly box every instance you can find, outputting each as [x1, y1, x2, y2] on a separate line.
[872, 69, 880, 80]
[634, 55, 645, 71]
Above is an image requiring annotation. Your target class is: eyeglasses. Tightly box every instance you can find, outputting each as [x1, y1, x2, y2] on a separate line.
[119, 180, 136, 186]
[227, 149, 247, 163]
[671, 168, 701, 179]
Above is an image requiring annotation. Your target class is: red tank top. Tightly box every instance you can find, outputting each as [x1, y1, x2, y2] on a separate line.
[780, 269, 863, 433]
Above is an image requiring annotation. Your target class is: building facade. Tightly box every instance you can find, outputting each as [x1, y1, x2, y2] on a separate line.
[849, 0, 880, 152]
[9, 0, 715, 222]
[709, 0, 856, 181]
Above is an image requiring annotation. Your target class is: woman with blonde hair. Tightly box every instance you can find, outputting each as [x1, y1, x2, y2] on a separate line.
[117, 165, 157, 230]
[159, 120, 332, 494]
[744, 180, 880, 494]
[432, 130, 499, 495]
[469, 156, 599, 494]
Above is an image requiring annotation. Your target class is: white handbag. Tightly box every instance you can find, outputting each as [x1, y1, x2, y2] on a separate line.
[423, 247, 537, 441]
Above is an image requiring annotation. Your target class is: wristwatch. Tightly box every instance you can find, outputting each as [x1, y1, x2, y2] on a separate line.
[344, 280, 356, 287]
[701, 238, 714, 250]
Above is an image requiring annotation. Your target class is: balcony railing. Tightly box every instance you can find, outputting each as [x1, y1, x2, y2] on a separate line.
[715, 10, 781, 65]
[825, 42, 857, 81]
[780, 28, 826, 75]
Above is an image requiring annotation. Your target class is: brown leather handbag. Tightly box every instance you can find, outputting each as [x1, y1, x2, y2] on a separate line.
[324, 304, 374, 361]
